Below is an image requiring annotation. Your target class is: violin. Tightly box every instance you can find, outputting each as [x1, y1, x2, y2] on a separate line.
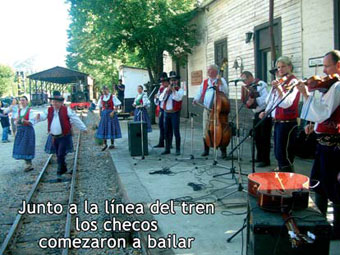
[305, 74, 340, 93]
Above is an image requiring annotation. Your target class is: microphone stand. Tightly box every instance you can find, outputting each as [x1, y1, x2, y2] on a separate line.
[176, 112, 200, 161]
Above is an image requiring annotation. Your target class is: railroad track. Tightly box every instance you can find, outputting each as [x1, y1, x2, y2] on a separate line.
[0, 113, 84, 255]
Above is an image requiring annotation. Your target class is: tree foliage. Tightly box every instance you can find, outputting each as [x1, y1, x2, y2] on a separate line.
[0, 65, 15, 97]
[66, 0, 198, 85]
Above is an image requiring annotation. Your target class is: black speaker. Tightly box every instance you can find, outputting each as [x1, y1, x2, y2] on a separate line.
[128, 121, 148, 156]
[246, 195, 331, 255]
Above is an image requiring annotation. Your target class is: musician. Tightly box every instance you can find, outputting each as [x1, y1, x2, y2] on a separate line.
[241, 71, 272, 167]
[159, 71, 184, 155]
[296, 50, 340, 239]
[115, 79, 125, 111]
[153, 72, 171, 148]
[132, 85, 152, 132]
[193, 64, 229, 158]
[96, 86, 122, 151]
[36, 91, 87, 177]
[259, 56, 300, 172]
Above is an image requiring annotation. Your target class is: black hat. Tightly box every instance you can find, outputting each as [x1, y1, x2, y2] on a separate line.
[169, 71, 180, 80]
[159, 72, 169, 82]
[49, 91, 64, 101]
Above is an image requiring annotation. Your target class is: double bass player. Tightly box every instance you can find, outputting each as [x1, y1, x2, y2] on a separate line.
[193, 64, 229, 158]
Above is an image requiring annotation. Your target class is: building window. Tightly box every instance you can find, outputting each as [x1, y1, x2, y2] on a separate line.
[254, 18, 282, 82]
[214, 38, 228, 80]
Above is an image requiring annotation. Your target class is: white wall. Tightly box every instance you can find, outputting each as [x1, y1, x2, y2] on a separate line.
[301, 0, 334, 78]
[119, 67, 150, 99]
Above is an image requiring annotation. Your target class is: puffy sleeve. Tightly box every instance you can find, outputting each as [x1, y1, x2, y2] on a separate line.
[112, 95, 121, 106]
[67, 107, 87, 131]
[256, 81, 268, 107]
[142, 93, 150, 107]
[300, 83, 340, 123]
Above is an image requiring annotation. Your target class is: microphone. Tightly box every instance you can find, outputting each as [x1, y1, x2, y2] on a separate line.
[228, 78, 245, 83]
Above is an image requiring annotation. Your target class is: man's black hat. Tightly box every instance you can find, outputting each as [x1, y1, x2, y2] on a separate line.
[49, 91, 64, 101]
[169, 71, 180, 80]
[159, 72, 169, 82]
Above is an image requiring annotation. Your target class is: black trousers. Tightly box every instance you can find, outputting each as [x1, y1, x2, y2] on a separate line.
[253, 113, 272, 164]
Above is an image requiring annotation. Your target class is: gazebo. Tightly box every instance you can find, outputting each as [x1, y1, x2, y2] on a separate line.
[27, 66, 93, 105]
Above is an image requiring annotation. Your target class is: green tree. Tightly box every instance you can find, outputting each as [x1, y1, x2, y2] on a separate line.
[67, 0, 198, 121]
[0, 65, 15, 97]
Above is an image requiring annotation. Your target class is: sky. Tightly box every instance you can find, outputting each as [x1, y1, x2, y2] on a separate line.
[0, 0, 71, 72]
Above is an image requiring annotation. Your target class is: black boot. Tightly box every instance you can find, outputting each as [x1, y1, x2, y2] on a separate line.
[101, 140, 108, 151]
[220, 147, 226, 159]
[175, 139, 180, 156]
[280, 164, 294, 172]
[161, 138, 170, 155]
[315, 192, 328, 216]
[201, 139, 209, 156]
[332, 203, 340, 240]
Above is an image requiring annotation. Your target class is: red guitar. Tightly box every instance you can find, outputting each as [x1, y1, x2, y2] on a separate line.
[248, 172, 315, 247]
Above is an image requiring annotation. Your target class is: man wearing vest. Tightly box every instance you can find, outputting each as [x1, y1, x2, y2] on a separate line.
[159, 71, 184, 155]
[153, 72, 172, 148]
[37, 91, 87, 178]
[259, 56, 300, 172]
[297, 50, 340, 240]
[193, 64, 229, 158]
[241, 71, 272, 167]
[96, 86, 122, 151]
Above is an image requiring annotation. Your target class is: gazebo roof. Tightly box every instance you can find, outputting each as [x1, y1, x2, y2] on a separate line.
[27, 66, 88, 84]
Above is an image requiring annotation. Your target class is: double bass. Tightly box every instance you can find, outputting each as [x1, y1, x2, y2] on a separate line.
[205, 76, 231, 149]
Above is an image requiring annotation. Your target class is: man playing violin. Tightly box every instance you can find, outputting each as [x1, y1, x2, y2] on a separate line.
[241, 71, 272, 167]
[159, 71, 184, 155]
[192, 64, 229, 158]
[296, 50, 340, 239]
[259, 56, 300, 172]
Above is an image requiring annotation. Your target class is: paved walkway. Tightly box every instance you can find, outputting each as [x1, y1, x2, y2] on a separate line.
[107, 116, 340, 255]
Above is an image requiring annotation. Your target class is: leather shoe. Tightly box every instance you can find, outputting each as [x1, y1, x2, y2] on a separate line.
[161, 150, 170, 155]
[257, 162, 270, 167]
[153, 144, 164, 148]
[201, 151, 209, 157]
[101, 144, 108, 151]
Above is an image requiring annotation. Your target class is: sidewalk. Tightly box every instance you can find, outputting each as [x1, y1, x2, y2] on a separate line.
[107, 117, 339, 255]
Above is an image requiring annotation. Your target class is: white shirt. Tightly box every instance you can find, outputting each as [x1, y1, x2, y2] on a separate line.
[159, 87, 184, 111]
[194, 77, 229, 109]
[249, 80, 269, 113]
[134, 92, 150, 108]
[154, 85, 165, 105]
[39, 107, 87, 135]
[300, 81, 340, 132]
[264, 77, 299, 118]
[97, 93, 121, 108]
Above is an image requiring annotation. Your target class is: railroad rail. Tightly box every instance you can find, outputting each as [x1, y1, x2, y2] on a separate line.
[0, 113, 84, 255]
